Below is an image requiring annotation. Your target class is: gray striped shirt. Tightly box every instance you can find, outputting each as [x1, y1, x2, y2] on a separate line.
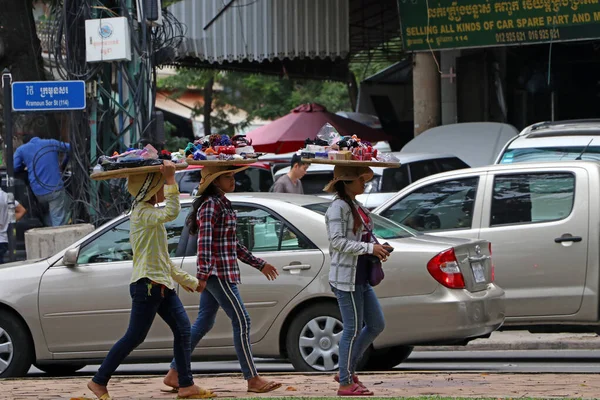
[325, 198, 374, 292]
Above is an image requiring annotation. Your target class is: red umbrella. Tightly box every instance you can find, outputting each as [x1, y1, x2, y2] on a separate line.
[246, 103, 393, 154]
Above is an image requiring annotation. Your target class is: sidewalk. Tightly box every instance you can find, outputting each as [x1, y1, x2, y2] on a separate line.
[2, 371, 600, 399]
[418, 330, 600, 351]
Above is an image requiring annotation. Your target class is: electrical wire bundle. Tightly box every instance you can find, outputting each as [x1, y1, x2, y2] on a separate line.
[38, 0, 190, 226]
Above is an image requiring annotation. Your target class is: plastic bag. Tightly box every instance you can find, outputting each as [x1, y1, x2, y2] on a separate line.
[376, 152, 401, 163]
[317, 123, 341, 146]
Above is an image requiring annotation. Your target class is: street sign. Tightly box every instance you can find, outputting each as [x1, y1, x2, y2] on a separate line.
[11, 80, 86, 112]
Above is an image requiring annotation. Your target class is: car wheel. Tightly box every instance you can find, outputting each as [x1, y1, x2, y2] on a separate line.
[363, 345, 413, 370]
[34, 363, 86, 376]
[286, 303, 371, 372]
[0, 311, 33, 378]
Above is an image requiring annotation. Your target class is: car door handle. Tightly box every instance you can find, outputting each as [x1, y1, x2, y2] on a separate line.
[554, 234, 582, 243]
[283, 264, 311, 272]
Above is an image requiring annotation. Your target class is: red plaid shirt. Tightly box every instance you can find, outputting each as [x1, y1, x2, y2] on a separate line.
[196, 194, 266, 283]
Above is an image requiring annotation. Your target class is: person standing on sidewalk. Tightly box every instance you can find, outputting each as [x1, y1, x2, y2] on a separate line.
[271, 154, 308, 194]
[0, 188, 26, 263]
[13, 134, 71, 226]
[324, 166, 391, 397]
[163, 165, 282, 394]
[87, 161, 213, 400]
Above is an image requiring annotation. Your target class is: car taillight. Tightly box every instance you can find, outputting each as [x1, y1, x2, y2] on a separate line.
[489, 242, 495, 282]
[427, 248, 466, 289]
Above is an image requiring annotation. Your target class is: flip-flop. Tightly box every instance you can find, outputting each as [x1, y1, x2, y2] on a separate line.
[334, 374, 363, 386]
[176, 387, 216, 399]
[160, 387, 179, 393]
[337, 383, 373, 396]
[247, 381, 282, 393]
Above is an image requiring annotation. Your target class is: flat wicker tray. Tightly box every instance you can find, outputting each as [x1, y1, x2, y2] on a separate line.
[301, 158, 401, 168]
[185, 159, 259, 166]
[90, 162, 188, 181]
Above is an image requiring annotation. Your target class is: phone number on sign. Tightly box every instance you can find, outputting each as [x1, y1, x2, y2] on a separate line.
[495, 28, 560, 43]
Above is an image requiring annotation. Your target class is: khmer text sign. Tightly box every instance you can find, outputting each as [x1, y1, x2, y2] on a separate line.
[398, 0, 600, 51]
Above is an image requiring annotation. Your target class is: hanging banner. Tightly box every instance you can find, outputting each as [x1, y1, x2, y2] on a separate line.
[398, 0, 600, 51]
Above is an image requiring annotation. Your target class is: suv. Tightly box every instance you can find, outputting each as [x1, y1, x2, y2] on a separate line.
[496, 120, 600, 164]
[273, 152, 470, 209]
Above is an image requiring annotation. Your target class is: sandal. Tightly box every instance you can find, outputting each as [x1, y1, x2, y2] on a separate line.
[337, 383, 373, 396]
[247, 381, 282, 393]
[176, 387, 216, 399]
[334, 374, 364, 387]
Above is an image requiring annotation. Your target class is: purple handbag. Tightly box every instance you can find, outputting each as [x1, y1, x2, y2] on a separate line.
[356, 207, 385, 286]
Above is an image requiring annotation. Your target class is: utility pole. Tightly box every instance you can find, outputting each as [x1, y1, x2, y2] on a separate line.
[2, 68, 16, 262]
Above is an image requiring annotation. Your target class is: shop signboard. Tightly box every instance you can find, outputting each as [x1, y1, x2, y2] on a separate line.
[398, 0, 600, 51]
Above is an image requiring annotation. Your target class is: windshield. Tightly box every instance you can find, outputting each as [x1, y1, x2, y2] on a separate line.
[304, 203, 419, 240]
[500, 146, 600, 163]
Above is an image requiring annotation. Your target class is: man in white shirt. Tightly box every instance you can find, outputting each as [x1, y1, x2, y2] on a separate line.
[0, 189, 26, 263]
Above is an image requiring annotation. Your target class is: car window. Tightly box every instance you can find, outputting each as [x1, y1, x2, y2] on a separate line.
[435, 157, 470, 172]
[380, 177, 479, 232]
[303, 203, 418, 239]
[499, 146, 600, 164]
[178, 170, 201, 195]
[77, 205, 190, 264]
[381, 165, 410, 192]
[301, 173, 334, 195]
[235, 205, 315, 252]
[238, 168, 273, 192]
[490, 173, 575, 226]
[409, 160, 439, 182]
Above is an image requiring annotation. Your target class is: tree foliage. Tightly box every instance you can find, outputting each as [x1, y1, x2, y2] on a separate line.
[158, 69, 353, 136]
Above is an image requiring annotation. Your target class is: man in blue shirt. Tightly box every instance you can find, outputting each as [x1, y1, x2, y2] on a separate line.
[13, 135, 71, 226]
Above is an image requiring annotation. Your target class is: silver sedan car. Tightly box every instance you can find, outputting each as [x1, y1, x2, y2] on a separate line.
[0, 194, 504, 378]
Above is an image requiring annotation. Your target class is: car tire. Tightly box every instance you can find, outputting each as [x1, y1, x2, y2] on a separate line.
[0, 311, 33, 378]
[363, 345, 413, 370]
[34, 363, 87, 376]
[285, 302, 370, 372]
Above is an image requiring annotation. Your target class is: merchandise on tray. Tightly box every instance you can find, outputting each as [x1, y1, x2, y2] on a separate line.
[299, 134, 394, 163]
[177, 134, 261, 162]
[96, 144, 164, 172]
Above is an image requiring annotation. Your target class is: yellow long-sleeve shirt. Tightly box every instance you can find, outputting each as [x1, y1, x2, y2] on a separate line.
[129, 184, 198, 291]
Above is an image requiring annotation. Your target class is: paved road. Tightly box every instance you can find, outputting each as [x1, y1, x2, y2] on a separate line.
[27, 349, 600, 377]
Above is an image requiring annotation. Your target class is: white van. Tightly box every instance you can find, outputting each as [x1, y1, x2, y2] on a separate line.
[495, 120, 600, 164]
[402, 122, 518, 167]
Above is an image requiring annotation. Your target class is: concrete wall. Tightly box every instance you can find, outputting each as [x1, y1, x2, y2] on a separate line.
[25, 224, 95, 260]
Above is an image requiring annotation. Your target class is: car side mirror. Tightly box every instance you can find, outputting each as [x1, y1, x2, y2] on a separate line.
[63, 247, 80, 267]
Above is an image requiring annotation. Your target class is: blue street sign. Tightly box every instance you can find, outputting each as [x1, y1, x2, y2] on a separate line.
[11, 80, 86, 112]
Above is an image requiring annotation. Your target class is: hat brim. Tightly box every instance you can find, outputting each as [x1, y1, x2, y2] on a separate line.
[323, 168, 375, 193]
[302, 158, 401, 168]
[90, 162, 188, 181]
[196, 165, 251, 195]
[186, 159, 257, 166]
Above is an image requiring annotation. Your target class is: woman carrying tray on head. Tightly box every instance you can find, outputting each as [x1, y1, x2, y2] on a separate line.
[87, 161, 213, 400]
[323, 164, 393, 397]
[163, 163, 282, 394]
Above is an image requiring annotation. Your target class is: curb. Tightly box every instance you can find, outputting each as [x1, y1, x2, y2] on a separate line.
[417, 339, 600, 352]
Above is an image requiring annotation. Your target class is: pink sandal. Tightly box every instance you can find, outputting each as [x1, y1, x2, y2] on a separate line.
[337, 383, 373, 396]
[334, 374, 367, 388]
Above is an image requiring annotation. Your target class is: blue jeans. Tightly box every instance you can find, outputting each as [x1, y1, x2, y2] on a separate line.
[93, 279, 194, 388]
[36, 188, 71, 226]
[170, 276, 258, 380]
[333, 284, 385, 385]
